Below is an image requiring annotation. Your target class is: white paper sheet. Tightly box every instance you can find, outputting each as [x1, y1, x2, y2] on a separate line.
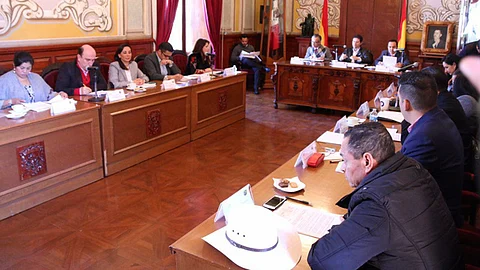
[274, 201, 343, 239]
[316, 131, 344, 145]
[377, 111, 404, 123]
[23, 102, 51, 112]
[383, 55, 397, 67]
[240, 50, 260, 59]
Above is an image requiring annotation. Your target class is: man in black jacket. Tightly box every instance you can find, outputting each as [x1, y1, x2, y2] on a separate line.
[308, 122, 462, 269]
[339, 34, 373, 65]
[55, 44, 107, 96]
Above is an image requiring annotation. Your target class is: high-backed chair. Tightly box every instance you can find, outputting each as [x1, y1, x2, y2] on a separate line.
[230, 43, 255, 90]
[458, 225, 480, 268]
[172, 50, 188, 75]
[41, 62, 63, 89]
[134, 53, 148, 74]
[96, 56, 112, 89]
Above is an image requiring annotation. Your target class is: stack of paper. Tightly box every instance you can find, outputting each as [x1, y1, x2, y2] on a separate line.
[377, 111, 404, 123]
[316, 131, 344, 145]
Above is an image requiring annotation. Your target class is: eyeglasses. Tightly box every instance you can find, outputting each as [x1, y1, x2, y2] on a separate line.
[160, 50, 173, 59]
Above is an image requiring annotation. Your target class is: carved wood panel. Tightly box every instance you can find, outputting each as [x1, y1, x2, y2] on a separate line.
[16, 141, 47, 181]
[278, 67, 316, 106]
[146, 109, 162, 138]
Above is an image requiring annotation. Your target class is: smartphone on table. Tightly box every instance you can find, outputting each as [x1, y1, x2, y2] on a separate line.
[263, 195, 287, 210]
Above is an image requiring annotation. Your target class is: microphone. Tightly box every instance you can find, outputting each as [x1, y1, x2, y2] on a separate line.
[206, 52, 216, 57]
[397, 62, 419, 72]
[87, 66, 99, 71]
[332, 44, 347, 48]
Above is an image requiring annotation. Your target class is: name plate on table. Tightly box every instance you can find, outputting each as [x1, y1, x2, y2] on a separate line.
[162, 79, 176, 90]
[50, 99, 77, 115]
[106, 90, 126, 102]
[223, 66, 236, 76]
[290, 57, 303, 65]
[214, 184, 254, 222]
[294, 141, 317, 169]
[199, 73, 211, 82]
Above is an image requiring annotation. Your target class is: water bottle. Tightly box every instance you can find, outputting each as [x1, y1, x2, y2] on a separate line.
[369, 108, 378, 122]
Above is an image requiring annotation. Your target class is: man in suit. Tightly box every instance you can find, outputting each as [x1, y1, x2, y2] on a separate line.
[55, 44, 107, 96]
[428, 29, 446, 49]
[304, 34, 332, 60]
[339, 34, 373, 64]
[231, 34, 270, 95]
[374, 39, 410, 67]
[458, 39, 480, 58]
[143, 42, 183, 81]
[308, 122, 462, 269]
[398, 71, 464, 227]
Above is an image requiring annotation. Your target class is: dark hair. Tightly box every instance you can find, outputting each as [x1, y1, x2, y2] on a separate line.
[13, 51, 34, 67]
[453, 74, 479, 100]
[441, 53, 460, 66]
[353, 34, 363, 43]
[398, 71, 438, 112]
[344, 122, 395, 164]
[421, 66, 449, 92]
[240, 34, 248, 39]
[158, 42, 174, 52]
[477, 39, 480, 48]
[312, 34, 322, 41]
[192, 38, 210, 55]
[114, 44, 132, 70]
[77, 46, 84, 56]
[387, 39, 398, 46]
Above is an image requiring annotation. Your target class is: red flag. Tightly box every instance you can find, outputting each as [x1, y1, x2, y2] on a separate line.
[397, 0, 407, 49]
[319, 0, 329, 47]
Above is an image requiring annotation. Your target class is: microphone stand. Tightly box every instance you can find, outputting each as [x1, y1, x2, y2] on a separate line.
[88, 67, 105, 102]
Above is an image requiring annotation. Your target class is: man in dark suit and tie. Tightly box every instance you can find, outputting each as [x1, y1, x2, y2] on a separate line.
[428, 29, 446, 49]
[374, 39, 410, 67]
[339, 34, 373, 65]
[144, 42, 183, 81]
[398, 71, 464, 227]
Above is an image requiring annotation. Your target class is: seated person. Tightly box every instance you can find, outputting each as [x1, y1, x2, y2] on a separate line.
[442, 53, 460, 90]
[339, 34, 373, 64]
[304, 34, 332, 60]
[55, 44, 107, 96]
[109, 44, 149, 88]
[308, 122, 462, 269]
[143, 42, 183, 81]
[185, 38, 214, 75]
[398, 71, 464, 227]
[231, 34, 270, 95]
[452, 72, 479, 100]
[0, 51, 67, 109]
[374, 39, 410, 67]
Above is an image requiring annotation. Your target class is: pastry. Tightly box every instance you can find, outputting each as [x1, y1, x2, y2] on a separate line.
[290, 182, 298, 188]
[279, 179, 290, 188]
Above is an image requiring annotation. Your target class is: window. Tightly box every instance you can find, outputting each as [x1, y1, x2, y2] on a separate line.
[168, 0, 210, 53]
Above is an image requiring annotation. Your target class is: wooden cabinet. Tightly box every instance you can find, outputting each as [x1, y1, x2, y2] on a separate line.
[273, 62, 396, 112]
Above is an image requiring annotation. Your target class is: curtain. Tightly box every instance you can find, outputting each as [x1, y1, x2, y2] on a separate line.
[156, 0, 180, 47]
[203, 0, 223, 53]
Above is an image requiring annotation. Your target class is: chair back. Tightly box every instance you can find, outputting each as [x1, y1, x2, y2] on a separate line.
[41, 62, 63, 89]
[172, 50, 188, 75]
[134, 53, 148, 74]
[96, 57, 112, 89]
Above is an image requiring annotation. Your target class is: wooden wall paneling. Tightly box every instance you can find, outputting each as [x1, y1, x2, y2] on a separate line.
[371, 0, 402, 58]
[220, 33, 261, 69]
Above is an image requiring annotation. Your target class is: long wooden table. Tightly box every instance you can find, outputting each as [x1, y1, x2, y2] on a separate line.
[0, 102, 103, 220]
[170, 121, 403, 269]
[75, 73, 247, 175]
[273, 61, 397, 112]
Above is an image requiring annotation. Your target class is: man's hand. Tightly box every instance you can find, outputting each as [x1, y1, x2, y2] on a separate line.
[339, 54, 348, 61]
[171, 74, 183, 81]
[161, 59, 173, 66]
[395, 62, 403, 68]
[80, 86, 92, 95]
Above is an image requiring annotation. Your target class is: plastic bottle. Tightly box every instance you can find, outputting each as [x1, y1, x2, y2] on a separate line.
[369, 108, 378, 122]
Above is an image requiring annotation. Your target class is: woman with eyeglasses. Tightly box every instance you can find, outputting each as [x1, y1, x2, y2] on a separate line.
[185, 38, 214, 75]
[0, 51, 67, 109]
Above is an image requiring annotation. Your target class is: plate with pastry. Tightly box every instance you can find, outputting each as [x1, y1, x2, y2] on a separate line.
[272, 177, 306, 193]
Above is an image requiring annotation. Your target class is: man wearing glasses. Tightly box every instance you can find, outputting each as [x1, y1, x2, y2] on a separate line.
[144, 42, 183, 81]
[55, 44, 107, 96]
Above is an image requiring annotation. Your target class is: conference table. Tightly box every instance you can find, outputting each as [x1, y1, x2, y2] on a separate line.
[273, 61, 398, 112]
[170, 119, 403, 269]
[0, 102, 103, 220]
[74, 73, 247, 175]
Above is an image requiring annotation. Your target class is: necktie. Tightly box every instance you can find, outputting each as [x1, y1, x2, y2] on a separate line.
[314, 48, 318, 56]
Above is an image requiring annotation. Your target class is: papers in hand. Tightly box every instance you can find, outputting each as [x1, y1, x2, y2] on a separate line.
[274, 201, 343, 239]
[377, 111, 404, 123]
[316, 131, 344, 145]
[382, 55, 397, 67]
[240, 50, 260, 59]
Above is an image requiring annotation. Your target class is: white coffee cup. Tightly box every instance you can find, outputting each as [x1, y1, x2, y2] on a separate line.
[347, 117, 359, 126]
[11, 104, 26, 113]
[380, 98, 391, 111]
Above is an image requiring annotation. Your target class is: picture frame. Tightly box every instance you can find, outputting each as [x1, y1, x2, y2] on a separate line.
[421, 21, 454, 55]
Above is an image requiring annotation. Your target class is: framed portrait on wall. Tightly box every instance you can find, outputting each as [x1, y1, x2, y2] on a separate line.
[421, 21, 454, 55]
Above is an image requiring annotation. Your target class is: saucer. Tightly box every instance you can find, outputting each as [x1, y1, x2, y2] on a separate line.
[5, 112, 27, 119]
[273, 177, 306, 193]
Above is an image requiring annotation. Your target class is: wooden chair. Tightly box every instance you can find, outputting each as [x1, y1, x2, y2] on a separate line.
[41, 62, 63, 89]
[172, 50, 188, 75]
[134, 53, 148, 74]
[96, 57, 112, 89]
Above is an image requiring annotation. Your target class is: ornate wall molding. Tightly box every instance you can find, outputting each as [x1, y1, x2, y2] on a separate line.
[0, 0, 112, 35]
[294, 0, 341, 31]
[407, 0, 460, 34]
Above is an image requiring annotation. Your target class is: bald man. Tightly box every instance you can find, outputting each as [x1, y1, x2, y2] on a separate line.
[55, 44, 107, 96]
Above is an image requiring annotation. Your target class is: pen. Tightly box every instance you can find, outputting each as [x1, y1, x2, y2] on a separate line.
[286, 196, 312, 206]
